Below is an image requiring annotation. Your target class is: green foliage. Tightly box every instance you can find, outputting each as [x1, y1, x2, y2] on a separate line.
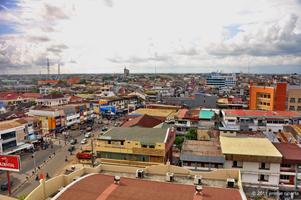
[175, 136, 184, 150]
[186, 128, 197, 140]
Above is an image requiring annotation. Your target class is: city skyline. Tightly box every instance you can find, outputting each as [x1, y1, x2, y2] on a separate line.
[0, 0, 301, 74]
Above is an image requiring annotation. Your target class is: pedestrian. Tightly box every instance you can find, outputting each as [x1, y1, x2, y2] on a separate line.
[65, 156, 68, 162]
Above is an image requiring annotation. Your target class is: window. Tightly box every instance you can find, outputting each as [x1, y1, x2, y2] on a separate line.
[298, 98, 301, 103]
[280, 175, 290, 180]
[258, 174, 269, 182]
[1, 131, 16, 140]
[142, 145, 147, 148]
[297, 106, 301, 111]
[289, 106, 295, 111]
[290, 98, 296, 103]
[232, 161, 243, 168]
[259, 163, 270, 170]
[149, 145, 155, 148]
[281, 163, 291, 168]
[108, 140, 111, 144]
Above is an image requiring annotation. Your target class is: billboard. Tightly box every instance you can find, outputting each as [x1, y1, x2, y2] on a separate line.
[0, 155, 21, 172]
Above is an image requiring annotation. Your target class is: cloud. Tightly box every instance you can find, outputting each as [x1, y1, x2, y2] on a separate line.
[47, 44, 68, 54]
[43, 4, 69, 20]
[207, 14, 301, 57]
[103, 0, 113, 7]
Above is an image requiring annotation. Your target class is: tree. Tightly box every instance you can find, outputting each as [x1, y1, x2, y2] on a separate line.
[174, 136, 184, 150]
[186, 128, 197, 140]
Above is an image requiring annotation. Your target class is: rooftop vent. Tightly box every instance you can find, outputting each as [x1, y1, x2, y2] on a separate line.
[136, 169, 144, 179]
[166, 172, 174, 182]
[114, 176, 120, 184]
[195, 185, 203, 195]
[227, 178, 235, 188]
[194, 175, 202, 185]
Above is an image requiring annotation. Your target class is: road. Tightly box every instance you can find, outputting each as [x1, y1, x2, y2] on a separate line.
[0, 117, 119, 198]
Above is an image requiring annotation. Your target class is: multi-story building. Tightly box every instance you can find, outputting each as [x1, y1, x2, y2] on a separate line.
[219, 109, 301, 133]
[287, 86, 301, 111]
[28, 108, 64, 135]
[273, 143, 301, 192]
[220, 136, 282, 191]
[0, 119, 34, 155]
[249, 82, 287, 111]
[96, 127, 175, 166]
[206, 73, 236, 88]
[36, 94, 69, 107]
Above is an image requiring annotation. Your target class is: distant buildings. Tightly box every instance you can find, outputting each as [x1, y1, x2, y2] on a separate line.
[206, 73, 237, 89]
[36, 94, 69, 107]
[97, 127, 175, 166]
[287, 86, 301, 111]
[219, 109, 301, 133]
[124, 67, 130, 78]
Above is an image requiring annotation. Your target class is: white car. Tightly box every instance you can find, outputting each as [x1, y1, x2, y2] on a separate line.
[81, 138, 87, 144]
[84, 132, 92, 138]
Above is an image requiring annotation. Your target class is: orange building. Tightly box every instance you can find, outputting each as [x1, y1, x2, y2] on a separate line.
[249, 82, 287, 111]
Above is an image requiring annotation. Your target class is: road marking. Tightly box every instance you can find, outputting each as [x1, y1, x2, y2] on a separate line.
[96, 183, 119, 200]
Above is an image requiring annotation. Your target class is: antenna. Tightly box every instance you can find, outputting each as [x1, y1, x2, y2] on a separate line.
[47, 58, 50, 79]
[58, 63, 60, 80]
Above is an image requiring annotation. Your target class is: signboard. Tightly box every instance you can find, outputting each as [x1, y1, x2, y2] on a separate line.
[0, 155, 21, 172]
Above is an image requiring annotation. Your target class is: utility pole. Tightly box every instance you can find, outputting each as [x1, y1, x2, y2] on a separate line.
[91, 139, 94, 167]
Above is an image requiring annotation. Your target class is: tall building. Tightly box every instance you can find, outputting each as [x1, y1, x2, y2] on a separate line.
[287, 86, 301, 111]
[206, 73, 236, 88]
[124, 67, 130, 78]
[249, 82, 287, 111]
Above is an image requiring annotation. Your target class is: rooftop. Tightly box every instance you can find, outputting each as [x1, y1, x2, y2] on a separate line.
[99, 127, 168, 145]
[121, 114, 164, 128]
[55, 173, 243, 200]
[199, 109, 215, 120]
[0, 118, 27, 131]
[273, 143, 301, 164]
[223, 109, 301, 118]
[131, 108, 177, 118]
[181, 140, 225, 164]
[220, 136, 282, 158]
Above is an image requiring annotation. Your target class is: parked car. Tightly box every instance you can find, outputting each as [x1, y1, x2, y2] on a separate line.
[1, 181, 13, 191]
[86, 126, 92, 131]
[70, 124, 79, 130]
[68, 145, 76, 152]
[70, 138, 77, 145]
[76, 150, 92, 159]
[81, 138, 87, 144]
[84, 132, 92, 138]
[101, 126, 108, 132]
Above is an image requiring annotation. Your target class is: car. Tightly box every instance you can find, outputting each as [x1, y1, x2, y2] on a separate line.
[69, 139, 77, 145]
[101, 126, 108, 132]
[86, 126, 92, 131]
[81, 138, 87, 144]
[68, 145, 76, 152]
[1, 181, 13, 191]
[84, 132, 92, 138]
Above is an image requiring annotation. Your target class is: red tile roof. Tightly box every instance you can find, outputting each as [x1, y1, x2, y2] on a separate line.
[224, 109, 301, 118]
[273, 143, 301, 164]
[0, 92, 42, 100]
[121, 114, 164, 128]
[57, 174, 243, 200]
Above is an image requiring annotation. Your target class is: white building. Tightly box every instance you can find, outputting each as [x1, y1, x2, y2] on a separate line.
[220, 136, 282, 191]
[219, 109, 301, 133]
[36, 94, 69, 107]
[206, 73, 236, 88]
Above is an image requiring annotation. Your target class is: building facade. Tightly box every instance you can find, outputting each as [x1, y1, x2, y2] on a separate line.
[287, 86, 301, 111]
[96, 127, 175, 166]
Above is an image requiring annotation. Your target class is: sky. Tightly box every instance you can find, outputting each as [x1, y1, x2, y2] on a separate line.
[0, 0, 301, 74]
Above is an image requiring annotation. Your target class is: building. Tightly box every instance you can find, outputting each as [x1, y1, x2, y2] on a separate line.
[23, 163, 245, 200]
[219, 109, 301, 133]
[206, 73, 236, 88]
[273, 143, 301, 192]
[163, 93, 217, 109]
[249, 82, 287, 111]
[0, 119, 34, 155]
[28, 108, 64, 135]
[220, 136, 282, 191]
[121, 114, 164, 128]
[96, 127, 175, 166]
[124, 67, 130, 78]
[36, 94, 69, 107]
[180, 140, 225, 171]
[287, 86, 301, 111]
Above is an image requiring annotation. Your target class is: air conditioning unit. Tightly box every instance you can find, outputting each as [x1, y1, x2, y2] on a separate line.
[227, 178, 235, 188]
[166, 172, 174, 182]
[195, 185, 203, 194]
[194, 175, 202, 185]
[136, 169, 144, 178]
[114, 176, 121, 184]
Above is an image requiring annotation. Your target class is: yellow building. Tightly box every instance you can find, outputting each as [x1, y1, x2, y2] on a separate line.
[96, 127, 175, 166]
[287, 87, 301, 111]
